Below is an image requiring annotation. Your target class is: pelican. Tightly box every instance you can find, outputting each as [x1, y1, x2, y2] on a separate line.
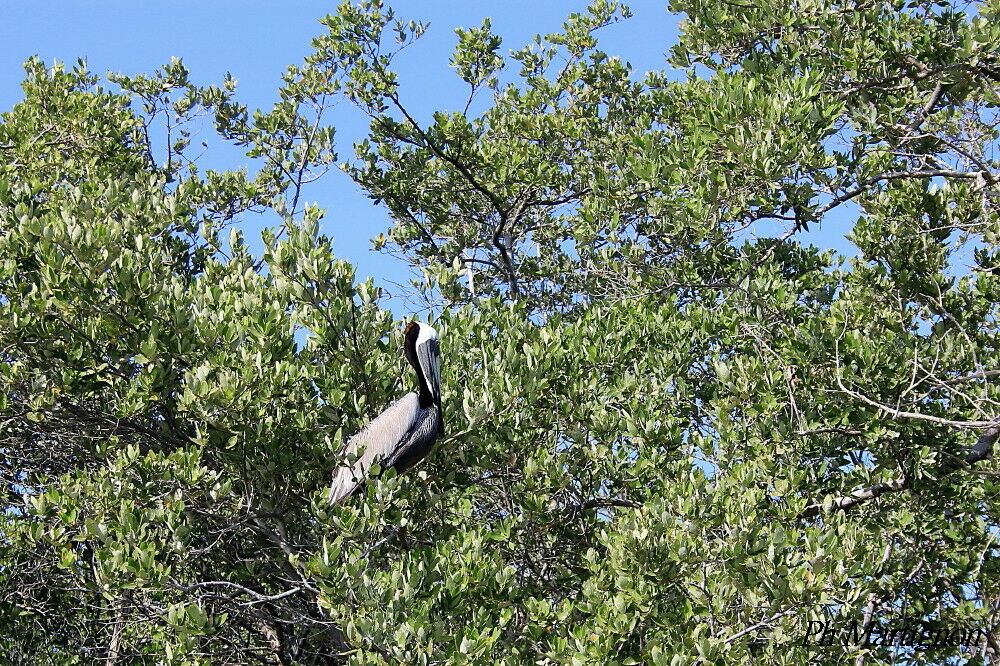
[328, 321, 443, 504]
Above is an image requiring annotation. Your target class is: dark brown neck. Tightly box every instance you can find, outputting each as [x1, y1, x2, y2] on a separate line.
[414, 359, 434, 409]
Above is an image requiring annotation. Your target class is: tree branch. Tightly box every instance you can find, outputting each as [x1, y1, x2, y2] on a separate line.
[940, 369, 1000, 386]
[798, 423, 1000, 519]
[834, 370, 997, 429]
[798, 478, 908, 519]
[580, 497, 643, 510]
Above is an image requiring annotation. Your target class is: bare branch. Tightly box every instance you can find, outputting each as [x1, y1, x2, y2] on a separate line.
[170, 581, 303, 606]
[580, 497, 643, 510]
[834, 369, 997, 429]
[940, 370, 1000, 386]
[798, 478, 908, 519]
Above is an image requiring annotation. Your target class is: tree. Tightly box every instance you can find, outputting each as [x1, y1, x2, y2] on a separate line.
[2, 0, 1000, 663]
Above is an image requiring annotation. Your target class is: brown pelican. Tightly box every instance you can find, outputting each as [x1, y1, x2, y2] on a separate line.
[328, 321, 443, 504]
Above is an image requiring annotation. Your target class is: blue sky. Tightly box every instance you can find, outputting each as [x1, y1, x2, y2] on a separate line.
[0, 1, 686, 312]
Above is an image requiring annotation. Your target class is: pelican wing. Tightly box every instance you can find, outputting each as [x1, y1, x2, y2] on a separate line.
[382, 404, 441, 473]
[328, 392, 420, 504]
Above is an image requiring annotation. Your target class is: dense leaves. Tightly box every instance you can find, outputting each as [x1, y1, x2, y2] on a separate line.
[2, 0, 1000, 664]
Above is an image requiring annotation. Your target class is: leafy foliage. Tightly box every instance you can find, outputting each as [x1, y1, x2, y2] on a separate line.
[3, 0, 1000, 663]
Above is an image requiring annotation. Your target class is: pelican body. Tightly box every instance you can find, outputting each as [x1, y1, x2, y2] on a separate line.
[328, 321, 443, 504]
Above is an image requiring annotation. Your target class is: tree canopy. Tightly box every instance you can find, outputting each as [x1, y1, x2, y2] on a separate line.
[2, 0, 1000, 663]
